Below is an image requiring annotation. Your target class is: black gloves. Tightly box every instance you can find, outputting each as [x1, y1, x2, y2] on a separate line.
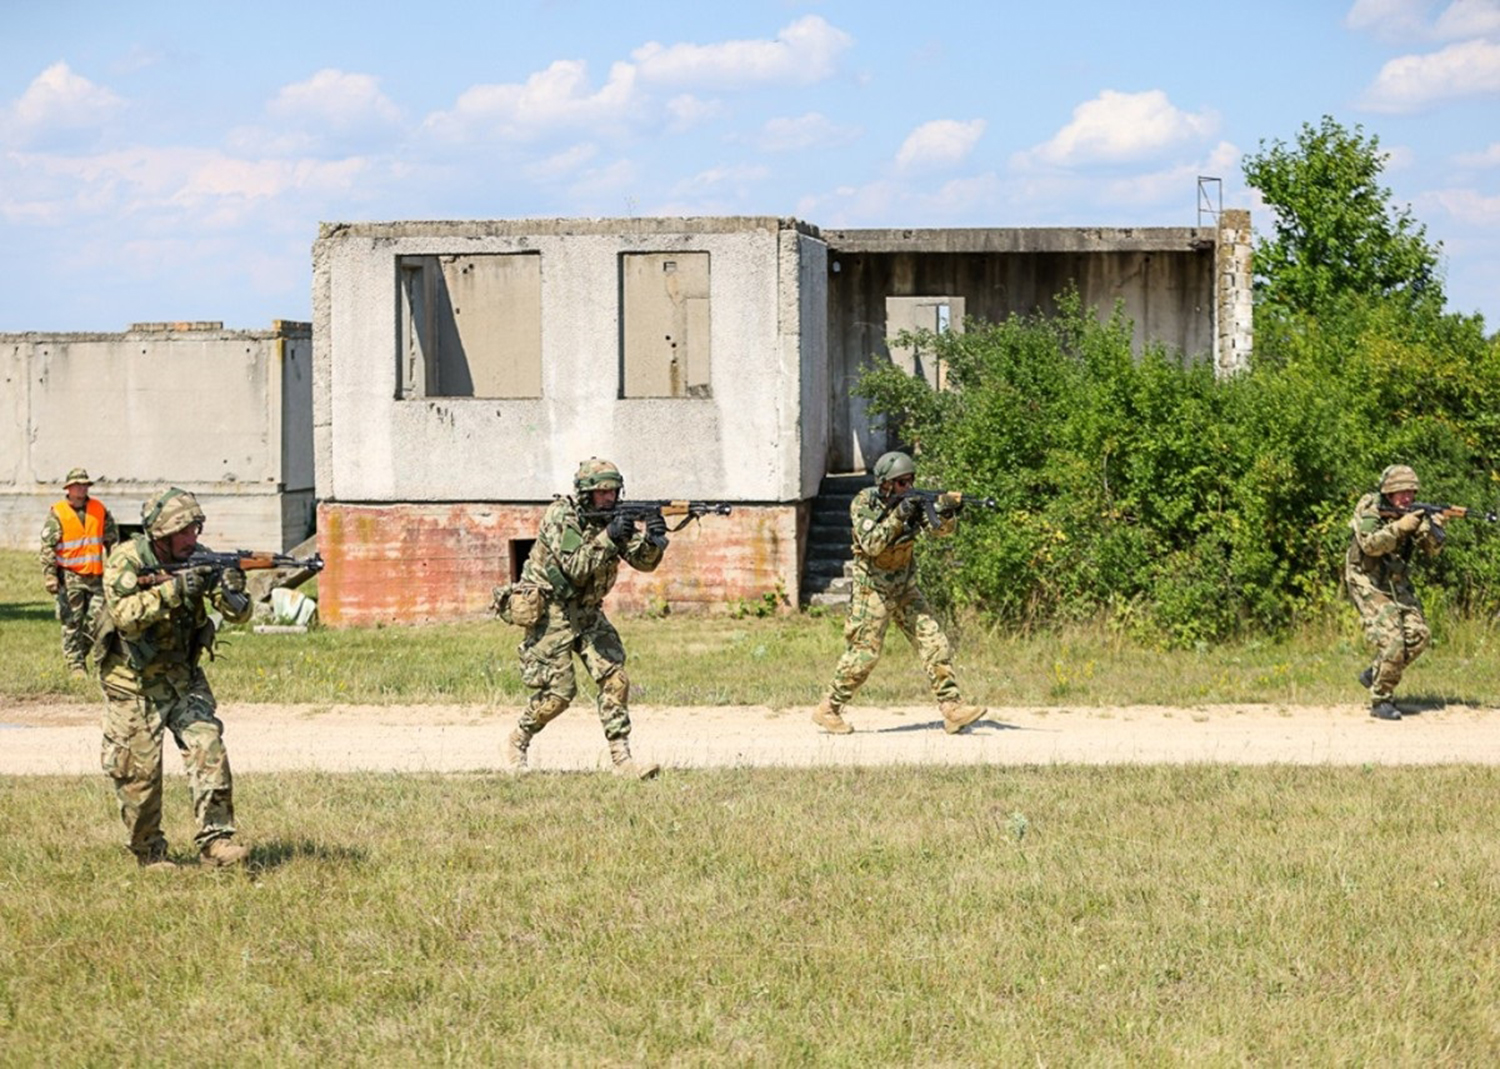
[176, 568, 211, 600]
[897, 495, 923, 523]
[645, 513, 668, 542]
[606, 511, 635, 545]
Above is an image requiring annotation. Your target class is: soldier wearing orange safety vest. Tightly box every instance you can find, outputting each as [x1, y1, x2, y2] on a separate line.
[39, 468, 118, 678]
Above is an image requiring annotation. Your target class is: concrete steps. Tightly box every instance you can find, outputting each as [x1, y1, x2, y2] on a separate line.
[801, 472, 871, 610]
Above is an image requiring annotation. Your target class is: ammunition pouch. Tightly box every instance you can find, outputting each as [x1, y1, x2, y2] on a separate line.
[493, 583, 547, 628]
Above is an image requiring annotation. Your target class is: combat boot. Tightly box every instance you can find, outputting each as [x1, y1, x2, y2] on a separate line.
[940, 700, 986, 734]
[137, 846, 178, 872]
[1371, 700, 1403, 721]
[1358, 666, 1375, 689]
[608, 738, 660, 780]
[504, 727, 532, 774]
[811, 698, 854, 735]
[200, 838, 250, 867]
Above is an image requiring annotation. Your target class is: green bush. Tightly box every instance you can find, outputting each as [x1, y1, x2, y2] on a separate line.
[856, 291, 1500, 645]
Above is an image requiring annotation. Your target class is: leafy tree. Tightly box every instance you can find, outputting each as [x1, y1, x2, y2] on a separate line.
[1243, 115, 1443, 314]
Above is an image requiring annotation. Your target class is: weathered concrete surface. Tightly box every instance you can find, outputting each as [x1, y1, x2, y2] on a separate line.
[0, 321, 314, 551]
[317, 500, 802, 625]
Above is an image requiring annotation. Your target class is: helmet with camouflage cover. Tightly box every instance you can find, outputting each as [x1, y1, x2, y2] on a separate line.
[63, 467, 93, 488]
[574, 457, 624, 496]
[142, 487, 205, 539]
[1379, 465, 1419, 495]
[872, 451, 916, 485]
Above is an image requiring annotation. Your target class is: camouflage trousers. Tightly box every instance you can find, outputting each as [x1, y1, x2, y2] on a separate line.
[516, 601, 632, 741]
[56, 572, 103, 671]
[1348, 574, 1430, 701]
[100, 667, 236, 858]
[826, 582, 961, 709]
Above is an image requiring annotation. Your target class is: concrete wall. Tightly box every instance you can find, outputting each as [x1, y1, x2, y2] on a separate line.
[313, 217, 821, 508]
[823, 227, 1220, 471]
[317, 500, 799, 624]
[0, 321, 314, 551]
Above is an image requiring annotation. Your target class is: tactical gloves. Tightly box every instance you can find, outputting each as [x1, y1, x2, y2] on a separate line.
[1394, 511, 1424, 534]
[176, 568, 210, 601]
[606, 511, 635, 545]
[897, 495, 923, 523]
[221, 567, 247, 593]
[645, 513, 668, 541]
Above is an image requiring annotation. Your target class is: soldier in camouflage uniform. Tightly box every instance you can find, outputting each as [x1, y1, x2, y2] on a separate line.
[504, 458, 666, 779]
[1346, 464, 1445, 721]
[812, 451, 986, 735]
[96, 488, 254, 868]
[39, 468, 118, 678]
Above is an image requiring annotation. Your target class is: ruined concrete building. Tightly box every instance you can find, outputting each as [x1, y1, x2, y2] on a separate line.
[1, 320, 314, 551]
[313, 212, 1252, 624]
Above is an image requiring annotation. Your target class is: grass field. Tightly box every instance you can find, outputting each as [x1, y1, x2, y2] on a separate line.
[5, 549, 1500, 1063]
[2, 767, 1498, 1064]
[5, 550, 1500, 708]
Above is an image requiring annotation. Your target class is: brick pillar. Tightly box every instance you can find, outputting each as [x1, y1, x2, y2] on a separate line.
[1215, 209, 1254, 378]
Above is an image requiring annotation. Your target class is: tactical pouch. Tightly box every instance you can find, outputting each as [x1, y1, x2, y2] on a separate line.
[508, 583, 547, 628]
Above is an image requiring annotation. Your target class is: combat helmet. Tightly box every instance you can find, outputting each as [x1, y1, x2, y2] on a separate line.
[1379, 464, 1420, 495]
[142, 487, 205, 539]
[872, 451, 916, 485]
[574, 457, 624, 496]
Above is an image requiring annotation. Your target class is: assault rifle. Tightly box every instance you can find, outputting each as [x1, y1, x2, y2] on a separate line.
[880, 487, 999, 529]
[138, 549, 325, 590]
[1376, 501, 1498, 545]
[580, 500, 733, 549]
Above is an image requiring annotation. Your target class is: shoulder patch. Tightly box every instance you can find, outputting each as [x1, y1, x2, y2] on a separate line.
[861, 519, 874, 532]
[559, 528, 584, 553]
[1357, 516, 1380, 534]
[119, 571, 138, 592]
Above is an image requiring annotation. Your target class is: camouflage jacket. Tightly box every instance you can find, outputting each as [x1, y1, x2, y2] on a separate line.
[1345, 491, 1443, 595]
[848, 486, 955, 593]
[39, 499, 118, 579]
[521, 496, 664, 611]
[98, 535, 253, 695]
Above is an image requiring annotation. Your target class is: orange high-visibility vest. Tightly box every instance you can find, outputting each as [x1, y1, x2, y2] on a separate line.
[52, 498, 107, 576]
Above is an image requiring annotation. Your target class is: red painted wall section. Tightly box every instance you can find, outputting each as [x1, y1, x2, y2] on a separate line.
[318, 501, 803, 626]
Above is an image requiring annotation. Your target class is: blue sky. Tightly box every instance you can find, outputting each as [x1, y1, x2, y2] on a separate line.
[3, 0, 1498, 333]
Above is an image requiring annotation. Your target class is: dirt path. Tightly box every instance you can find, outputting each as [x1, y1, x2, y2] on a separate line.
[3, 699, 1498, 775]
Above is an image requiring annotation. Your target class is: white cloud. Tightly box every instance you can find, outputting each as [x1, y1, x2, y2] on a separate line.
[1100, 141, 1241, 209]
[1434, 0, 1500, 38]
[631, 15, 852, 88]
[1455, 141, 1500, 165]
[268, 69, 402, 131]
[1016, 90, 1218, 168]
[1425, 185, 1500, 225]
[754, 112, 860, 152]
[664, 94, 724, 133]
[525, 143, 600, 181]
[567, 158, 638, 204]
[671, 164, 770, 196]
[1362, 37, 1500, 110]
[423, 60, 638, 143]
[895, 119, 985, 173]
[3, 62, 124, 146]
[1343, 0, 1500, 41]
[1345, 0, 1436, 41]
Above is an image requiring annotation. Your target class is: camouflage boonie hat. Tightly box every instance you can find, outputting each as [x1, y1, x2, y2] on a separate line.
[142, 487, 205, 538]
[1379, 464, 1419, 494]
[63, 467, 92, 487]
[574, 457, 624, 494]
[872, 451, 916, 484]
